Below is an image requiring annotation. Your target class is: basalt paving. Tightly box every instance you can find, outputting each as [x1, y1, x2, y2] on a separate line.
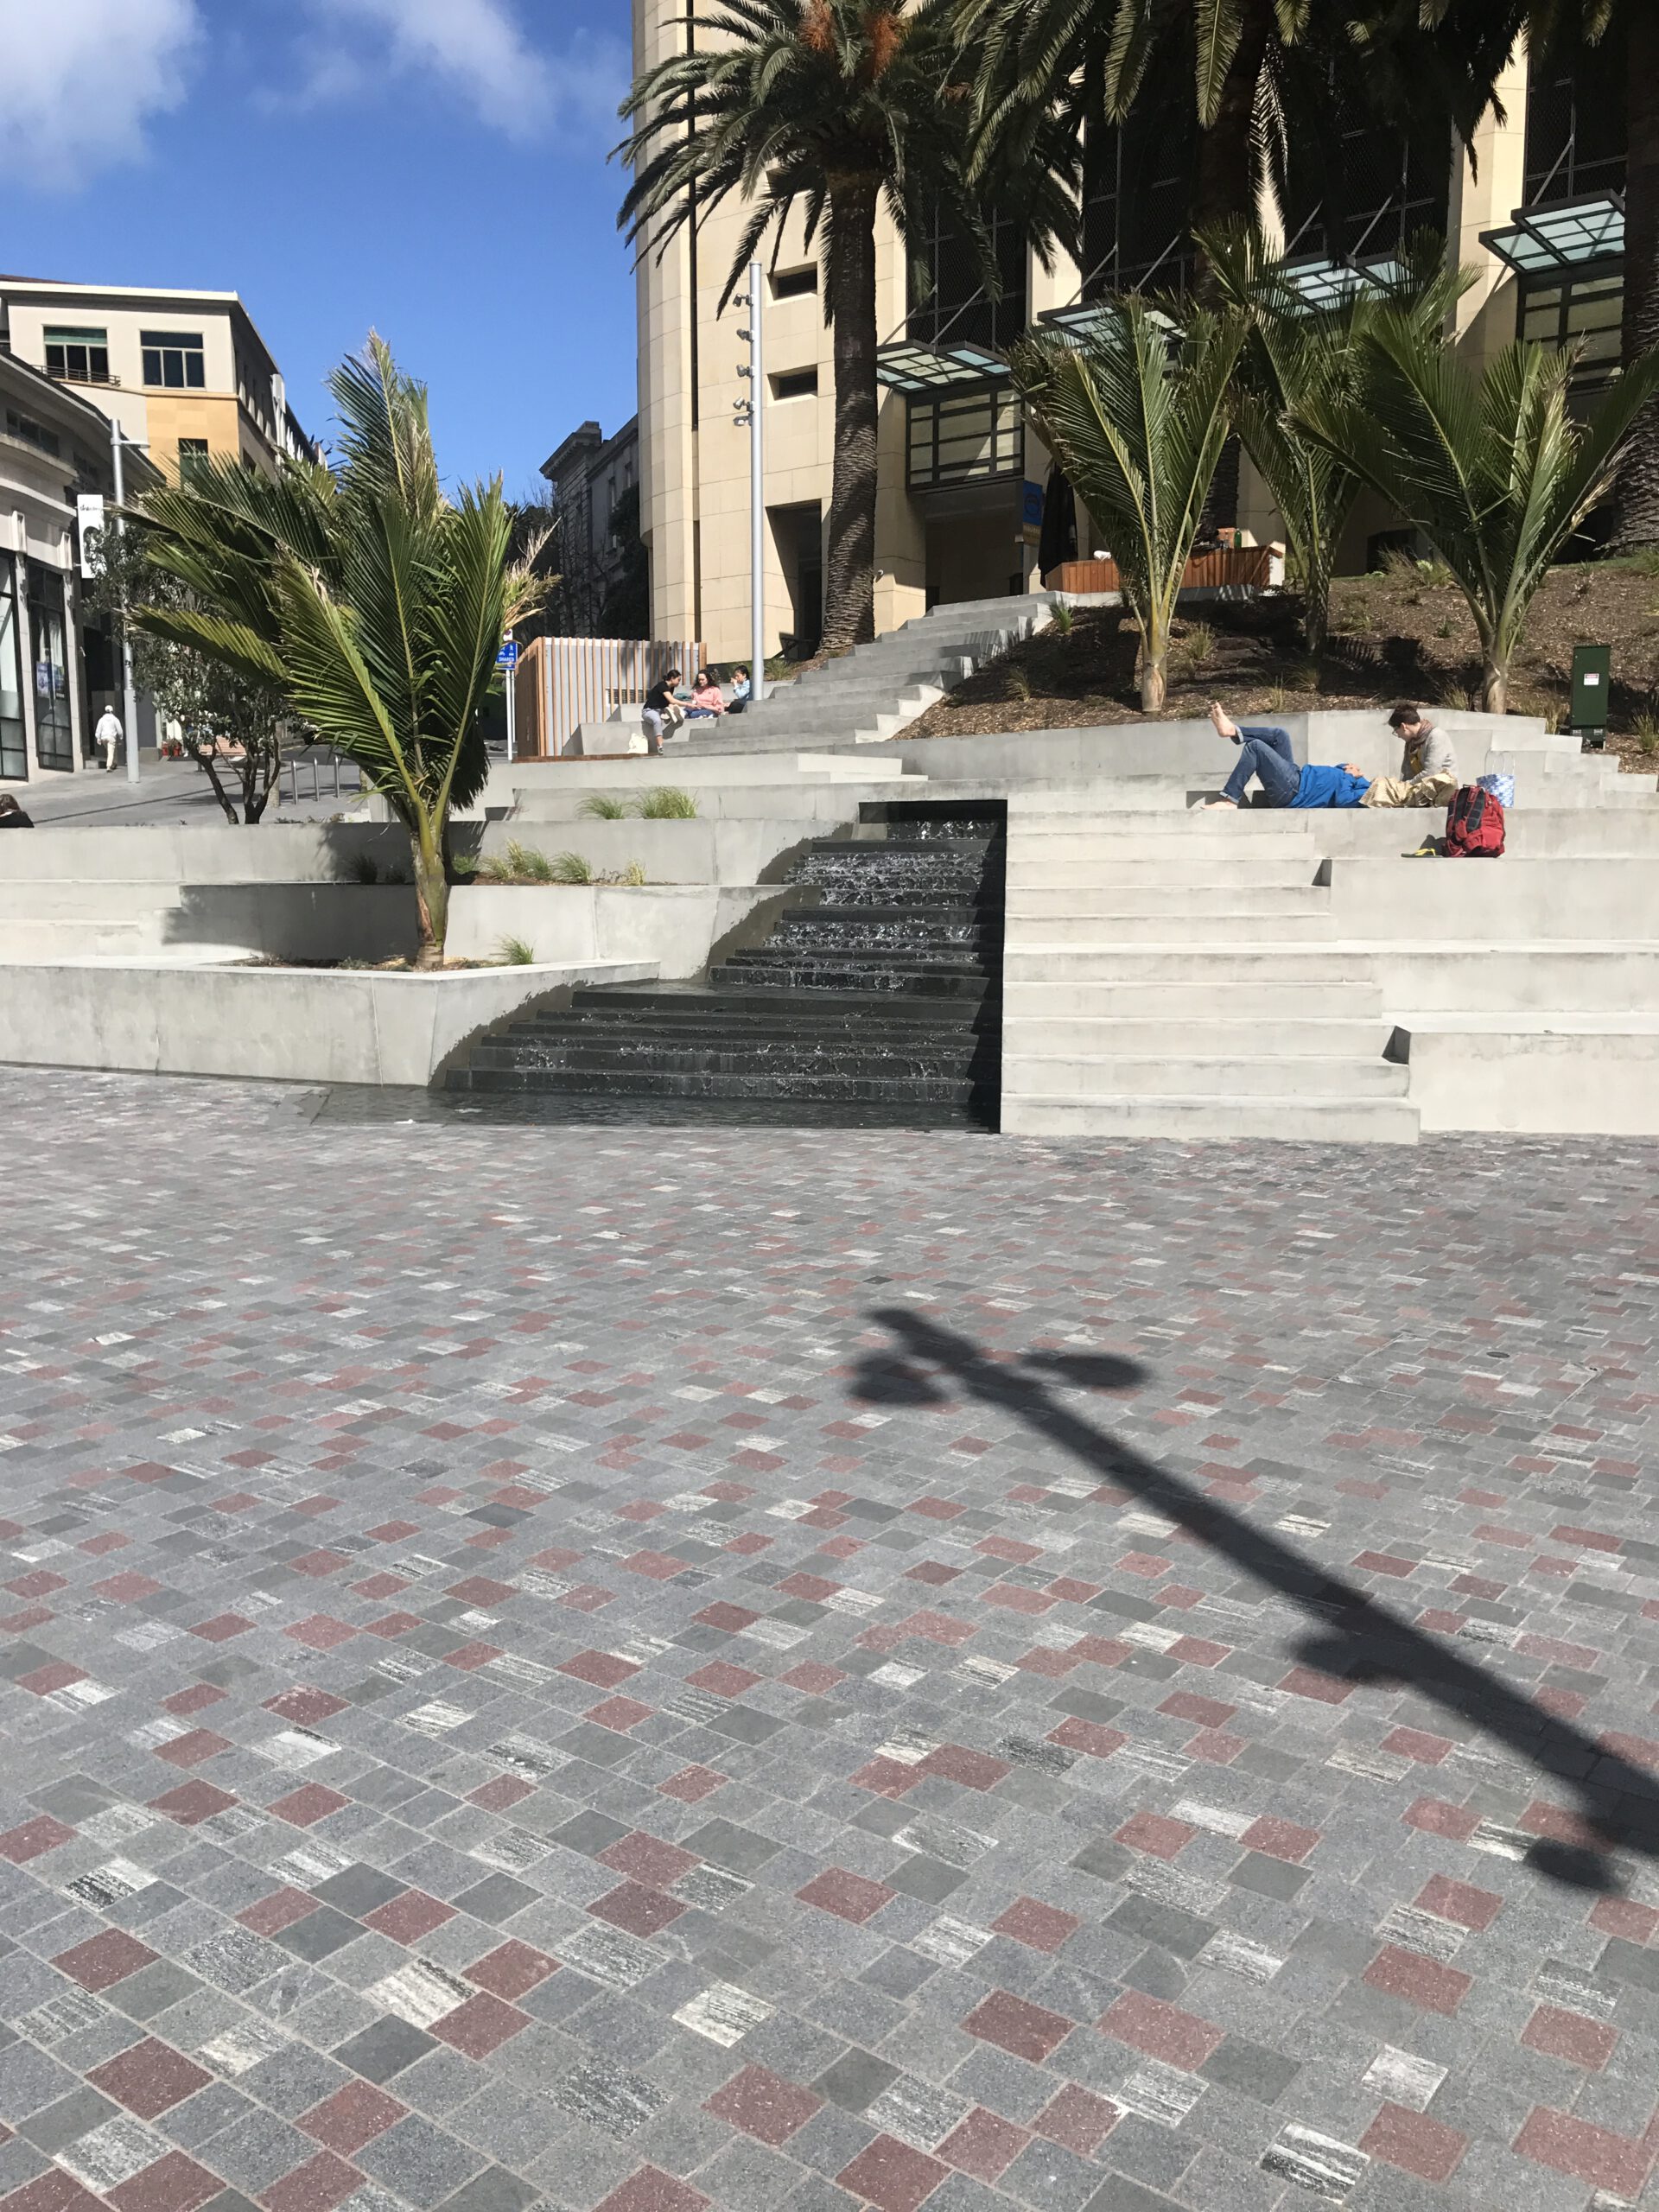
[0, 1066, 1656, 2212]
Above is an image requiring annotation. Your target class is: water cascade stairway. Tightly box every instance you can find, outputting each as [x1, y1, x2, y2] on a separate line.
[443, 806, 1004, 1124]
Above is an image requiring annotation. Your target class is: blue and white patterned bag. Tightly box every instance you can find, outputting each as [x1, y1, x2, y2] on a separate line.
[1477, 772, 1515, 810]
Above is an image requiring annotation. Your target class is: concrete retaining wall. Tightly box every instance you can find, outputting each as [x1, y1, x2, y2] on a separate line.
[445, 884, 792, 976]
[1331, 858, 1659, 938]
[0, 960, 656, 1085]
[0, 822, 410, 885]
[1398, 1019, 1659, 1134]
[476, 818, 829, 886]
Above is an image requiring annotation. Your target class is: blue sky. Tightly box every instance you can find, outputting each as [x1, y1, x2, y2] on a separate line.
[2, 0, 639, 498]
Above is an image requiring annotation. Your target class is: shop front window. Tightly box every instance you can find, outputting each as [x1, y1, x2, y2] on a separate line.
[26, 563, 73, 772]
[0, 561, 25, 780]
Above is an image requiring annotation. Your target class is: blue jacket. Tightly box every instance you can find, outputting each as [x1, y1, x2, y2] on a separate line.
[1291, 763, 1371, 809]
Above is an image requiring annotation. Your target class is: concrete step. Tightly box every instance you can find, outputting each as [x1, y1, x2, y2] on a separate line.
[1002, 1015, 1391, 1055]
[1005, 860, 1318, 892]
[1005, 912, 1338, 944]
[1006, 887, 1325, 918]
[1009, 817, 1314, 843]
[0, 883, 181, 919]
[1007, 981, 1387, 1018]
[1002, 1093, 1421, 1142]
[1003, 1053, 1409, 1098]
[1004, 947, 1377, 982]
[0, 919, 160, 959]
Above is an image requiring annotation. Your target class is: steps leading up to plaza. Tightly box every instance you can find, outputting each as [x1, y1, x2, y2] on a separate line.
[681, 596, 1052, 754]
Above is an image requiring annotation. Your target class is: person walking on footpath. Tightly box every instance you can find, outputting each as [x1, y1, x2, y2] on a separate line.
[94, 703, 124, 772]
[1360, 704, 1457, 809]
[1198, 702, 1370, 810]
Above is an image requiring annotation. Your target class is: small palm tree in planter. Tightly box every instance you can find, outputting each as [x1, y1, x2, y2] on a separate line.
[1294, 308, 1659, 712]
[129, 338, 545, 965]
[1010, 296, 1245, 711]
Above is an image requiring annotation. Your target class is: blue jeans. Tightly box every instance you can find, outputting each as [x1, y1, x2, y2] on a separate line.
[1222, 725, 1300, 807]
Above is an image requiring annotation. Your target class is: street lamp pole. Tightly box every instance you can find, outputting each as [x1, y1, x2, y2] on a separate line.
[744, 261, 766, 704]
[109, 421, 142, 785]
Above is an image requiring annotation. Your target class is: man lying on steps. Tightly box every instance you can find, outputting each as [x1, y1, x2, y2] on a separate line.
[1360, 702, 1458, 808]
[1197, 702, 1370, 810]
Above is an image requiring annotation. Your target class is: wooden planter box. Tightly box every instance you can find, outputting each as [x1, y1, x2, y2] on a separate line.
[1045, 545, 1278, 594]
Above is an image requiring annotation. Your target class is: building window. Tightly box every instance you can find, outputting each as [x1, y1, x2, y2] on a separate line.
[906, 384, 1023, 490]
[141, 330, 207, 389]
[908, 197, 1027, 353]
[771, 368, 818, 400]
[1525, 25, 1626, 207]
[771, 265, 817, 300]
[44, 326, 111, 385]
[1518, 270, 1623, 392]
[177, 438, 212, 485]
[0, 560, 25, 783]
[4, 409, 60, 456]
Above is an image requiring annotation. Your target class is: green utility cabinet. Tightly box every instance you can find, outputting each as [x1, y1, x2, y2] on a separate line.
[1571, 642, 1611, 749]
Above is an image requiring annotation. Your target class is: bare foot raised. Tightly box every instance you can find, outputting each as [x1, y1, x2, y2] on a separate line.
[1208, 700, 1240, 741]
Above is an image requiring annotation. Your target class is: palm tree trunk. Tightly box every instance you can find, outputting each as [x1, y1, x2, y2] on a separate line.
[1480, 659, 1507, 715]
[411, 818, 448, 969]
[1610, 3, 1659, 550]
[821, 174, 880, 654]
[1192, 0, 1276, 293]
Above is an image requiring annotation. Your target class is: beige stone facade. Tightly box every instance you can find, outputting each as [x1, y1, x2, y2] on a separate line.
[0, 281, 315, 486]
[631, 12, 1625, 658]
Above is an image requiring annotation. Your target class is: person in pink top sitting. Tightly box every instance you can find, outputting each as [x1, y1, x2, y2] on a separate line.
[684, 670, 726, 718]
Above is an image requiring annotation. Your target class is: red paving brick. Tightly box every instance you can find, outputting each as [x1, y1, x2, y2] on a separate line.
[836, 2135, 948, 2212]
[1514, 2107, 1655, 2197]
[938, 2107, 1029, 2181]
[796, 1867, 894, 1923]
[989, 1897, 1080, 1952]
[1363, 1944, 1472, 2016]
[963, 1991, 1076, 2063]
[53, 1929, 158, 1990]
[1521, 2005, 1619, 2069]
[87, 2040, 212, 2119]
[1035, 2084, 1119, 2154]
[1098, 1991, 1224, 2070]
[260, 2154, 362, 2212]
[1360, 2103, 1469, 2183]
[704, 2065, 822, 2145]
[299, 2084, 406, 2156]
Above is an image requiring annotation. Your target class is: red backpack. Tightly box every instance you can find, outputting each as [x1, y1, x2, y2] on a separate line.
[1444, 784, 1505, 858]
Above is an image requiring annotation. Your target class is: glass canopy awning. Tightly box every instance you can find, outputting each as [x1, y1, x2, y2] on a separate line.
[1481, 193, 1624, 276]
[875, 339, 1009, 391]
[1280, 254, 1405, 308]
[1036, 301, 1181, 340]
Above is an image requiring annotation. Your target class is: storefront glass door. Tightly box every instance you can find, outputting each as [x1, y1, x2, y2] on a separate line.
[26, 563, 73, 771]
[0, 562, 25, 781]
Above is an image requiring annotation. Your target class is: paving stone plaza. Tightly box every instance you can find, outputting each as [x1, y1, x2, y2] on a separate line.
[2, 1066, 1657, 2212]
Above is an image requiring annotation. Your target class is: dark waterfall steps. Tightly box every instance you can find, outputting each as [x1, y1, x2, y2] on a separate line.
[438, 810, 1007, 1128]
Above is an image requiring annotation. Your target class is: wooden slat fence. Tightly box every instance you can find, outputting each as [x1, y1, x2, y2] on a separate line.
[512, 636, 703, 760]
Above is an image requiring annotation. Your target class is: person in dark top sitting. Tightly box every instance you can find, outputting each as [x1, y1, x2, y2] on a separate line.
[1198, 700, 1370, 810]
[0, 795, 34, 828]
[640, 669, 682, 756]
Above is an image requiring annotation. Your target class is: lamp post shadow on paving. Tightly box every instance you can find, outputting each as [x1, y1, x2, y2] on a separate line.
[852, 1306, 1659, 1896]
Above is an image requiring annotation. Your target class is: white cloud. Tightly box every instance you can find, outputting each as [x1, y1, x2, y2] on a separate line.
[0, 0, 200, 188]
[296, 0, 624, 140]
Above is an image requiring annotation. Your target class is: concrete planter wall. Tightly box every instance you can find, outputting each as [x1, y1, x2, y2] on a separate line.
[0, 960, 655, 1085]
[445, 883, 791, 975]
[475, 818, 824, 887]
[0, 822, 413, 885]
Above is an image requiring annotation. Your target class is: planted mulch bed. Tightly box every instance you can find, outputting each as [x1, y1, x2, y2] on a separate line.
[903, 560, 1659, 775]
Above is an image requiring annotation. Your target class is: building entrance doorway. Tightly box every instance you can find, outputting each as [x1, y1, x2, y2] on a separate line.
[768, 502, 822, 658]
[26, 563, 73, 771]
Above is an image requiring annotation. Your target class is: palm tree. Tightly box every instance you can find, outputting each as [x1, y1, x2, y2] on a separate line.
[1011, 296, 1245, 709]
[130, 338, 543, 965]
[1198, 224, 1471, 652]
[960, 0, 1514, 283]
[1294, 306, 1659, 709]
[617, 0, 1073, 654]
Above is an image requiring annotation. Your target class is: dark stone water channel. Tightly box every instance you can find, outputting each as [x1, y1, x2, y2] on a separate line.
[432, 804, 1005, 1128]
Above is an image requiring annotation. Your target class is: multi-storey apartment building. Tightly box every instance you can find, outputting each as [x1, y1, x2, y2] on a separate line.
[631, 5, 1630, 661]
[0, 279, 316, 487]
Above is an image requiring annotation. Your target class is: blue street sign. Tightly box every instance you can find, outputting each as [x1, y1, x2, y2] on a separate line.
[496, 640, 519, 669]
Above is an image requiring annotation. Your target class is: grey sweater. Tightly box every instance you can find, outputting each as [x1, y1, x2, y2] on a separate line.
[1402, 721, 1456, 780]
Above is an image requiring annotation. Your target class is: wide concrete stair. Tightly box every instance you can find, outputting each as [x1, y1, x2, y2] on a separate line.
[0, 877, 185, 962]
[1001, 810, 1418, 1141]
[683, 595, 1052, 754]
